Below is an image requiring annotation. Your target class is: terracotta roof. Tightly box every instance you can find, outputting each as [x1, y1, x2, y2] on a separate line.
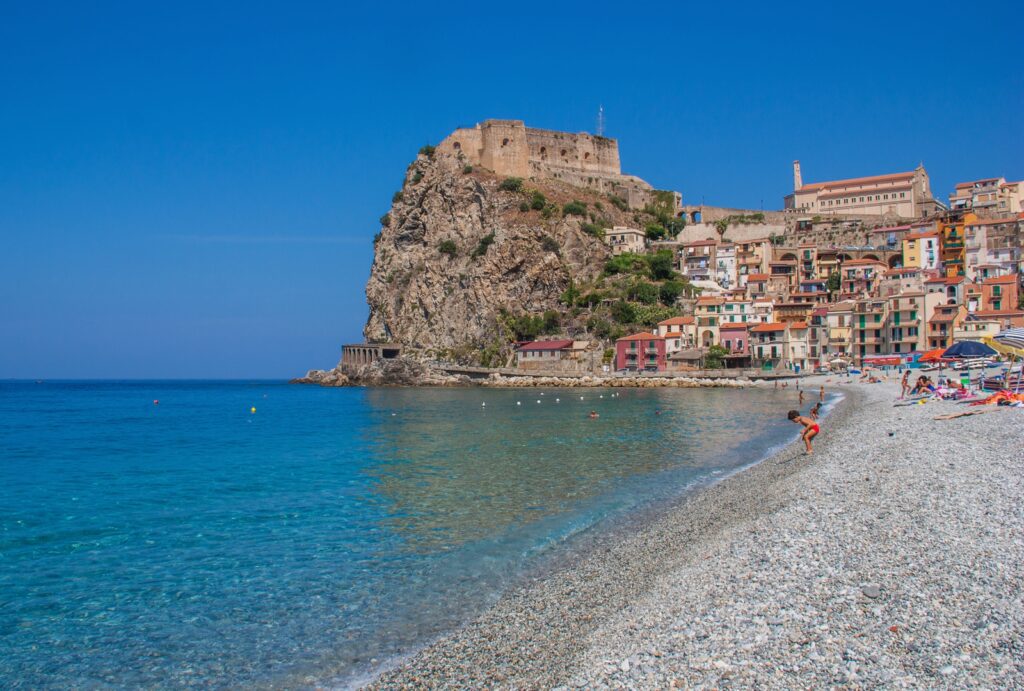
[811, 307, 829, 316]
[751, 323, 787, 332]
[617, 332, 660, 341]
[747, 273, 770, 281]
[842, 258, 887, 267]
[719, 323, 749, 331]
[518, 339, 574, 351]
[789, 321, 808, 329]
[905, 231, 939, 240]
[967, 216, 1018, 226]
[797, 170, 916, 193]
[983, 274, 1019, 285]
[696, 296, 725, 305]
[884, 267, 921, 276]
[657, 316, 695, 326]
[971, 309, 1024, 317]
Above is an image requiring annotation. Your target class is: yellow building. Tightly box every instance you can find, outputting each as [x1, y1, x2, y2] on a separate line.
[939, 212, 976, 278]
[901, 230, 941, 270]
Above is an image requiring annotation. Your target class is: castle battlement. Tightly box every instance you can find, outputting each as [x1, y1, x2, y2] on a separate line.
[437, 119, 656, 208]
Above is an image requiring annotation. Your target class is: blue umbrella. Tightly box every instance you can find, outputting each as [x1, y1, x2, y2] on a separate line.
[941, 340, 998, 359]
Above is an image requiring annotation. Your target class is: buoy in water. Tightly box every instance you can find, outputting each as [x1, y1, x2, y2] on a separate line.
[250, 406, 256, 414]
[516, 401, 521, 406]
[153, 400, 159, 405]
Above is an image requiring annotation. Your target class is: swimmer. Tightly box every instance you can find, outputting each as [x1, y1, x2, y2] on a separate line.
[588, 410, 599, 419]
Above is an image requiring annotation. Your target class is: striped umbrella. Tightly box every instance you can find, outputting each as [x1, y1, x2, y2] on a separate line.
[994, 327, 1024, 351]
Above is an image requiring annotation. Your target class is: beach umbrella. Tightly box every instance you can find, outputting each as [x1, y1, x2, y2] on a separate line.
[941, 341, 998, 392]
[994, 327, 1024, 351]
[917, 347, 947, 363]
[941, 341, 997, 359]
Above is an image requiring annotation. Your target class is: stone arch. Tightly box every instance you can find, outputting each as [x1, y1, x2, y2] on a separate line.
[539, 146, 547, 160]
[862, 253, 881, 261]
[452, 141, 461, 150]
[836, 253, 852, 263]
[502, 138, 510, 147]
[780, 252, 798, 262]
[691, 211, 702, 223]
[888, 254, 902, 269]
[701, 330, 715, 347]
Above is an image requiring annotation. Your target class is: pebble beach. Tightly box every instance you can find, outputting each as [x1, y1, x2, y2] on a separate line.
[366, 376, 1024, 689]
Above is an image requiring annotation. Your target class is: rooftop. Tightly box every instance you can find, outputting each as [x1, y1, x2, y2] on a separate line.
[797, 170, 917, 193]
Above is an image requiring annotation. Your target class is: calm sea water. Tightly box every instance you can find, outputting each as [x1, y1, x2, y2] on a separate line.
[0, 381, 819, 689]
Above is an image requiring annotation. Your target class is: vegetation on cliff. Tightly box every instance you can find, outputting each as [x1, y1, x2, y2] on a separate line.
[363, 145, 694, 366]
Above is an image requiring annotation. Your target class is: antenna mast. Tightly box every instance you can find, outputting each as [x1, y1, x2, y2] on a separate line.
[596, 105, 605, 137]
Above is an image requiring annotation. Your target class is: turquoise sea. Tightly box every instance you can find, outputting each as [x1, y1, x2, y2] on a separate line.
[0, 381, 821, 688]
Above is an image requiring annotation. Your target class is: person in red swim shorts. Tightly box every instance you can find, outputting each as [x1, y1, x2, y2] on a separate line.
[788, 409, 820, 454]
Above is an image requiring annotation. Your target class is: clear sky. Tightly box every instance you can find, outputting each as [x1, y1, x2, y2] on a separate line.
[2, 1, 1021, 378]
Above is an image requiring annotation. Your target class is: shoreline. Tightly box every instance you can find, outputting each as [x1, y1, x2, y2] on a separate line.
[362, 376, 1024, 688]
[359, 381, 854, 689]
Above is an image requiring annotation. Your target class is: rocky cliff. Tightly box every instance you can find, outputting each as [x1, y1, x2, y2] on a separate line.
[363, 149, 643, 362]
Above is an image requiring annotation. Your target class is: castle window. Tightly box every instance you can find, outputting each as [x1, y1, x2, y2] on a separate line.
[584, 152, 591, 160]
[539, 146, 547, 159]
[560, 149, 567, 157]
[502, 138, 510, 147]
[452, 141, 461, 150]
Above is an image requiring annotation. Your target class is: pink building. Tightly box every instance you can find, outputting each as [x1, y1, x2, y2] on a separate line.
[615, 332, 667, 372]
[719, 324, 749, 355]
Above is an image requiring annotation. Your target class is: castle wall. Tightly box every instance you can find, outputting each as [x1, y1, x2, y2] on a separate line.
[436, 119, 659, 209]
[524, 127, 620, 177]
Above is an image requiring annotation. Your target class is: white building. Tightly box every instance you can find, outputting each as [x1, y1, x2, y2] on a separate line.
[604, 226, 646, 255]
[715, 243, 736, 289]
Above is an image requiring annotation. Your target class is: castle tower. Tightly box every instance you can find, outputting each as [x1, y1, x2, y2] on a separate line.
[793, 160, 803, 191]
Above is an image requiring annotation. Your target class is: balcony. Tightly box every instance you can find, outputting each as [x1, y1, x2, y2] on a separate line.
[645, 347, 659, 355]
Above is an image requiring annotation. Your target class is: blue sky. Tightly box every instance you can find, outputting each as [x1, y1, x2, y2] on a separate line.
[1, 1, 1021, 378]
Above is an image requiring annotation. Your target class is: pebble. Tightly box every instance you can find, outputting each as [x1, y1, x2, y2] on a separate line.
[367, 377, 1024, 689]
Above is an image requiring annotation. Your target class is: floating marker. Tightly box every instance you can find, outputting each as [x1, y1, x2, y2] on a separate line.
[250, 406, 256, 414]
[153, 400, 159, 405]
[555, 398, 560, 402]
[536, 400, 541, 403]
[517, 401, 521, 406]
[481, 402, 486, 407]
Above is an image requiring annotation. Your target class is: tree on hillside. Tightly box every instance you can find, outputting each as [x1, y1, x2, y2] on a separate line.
[827, 271, 841, 294]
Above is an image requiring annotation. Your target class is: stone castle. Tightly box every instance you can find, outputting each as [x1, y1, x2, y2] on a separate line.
[436, 119, 663, 209]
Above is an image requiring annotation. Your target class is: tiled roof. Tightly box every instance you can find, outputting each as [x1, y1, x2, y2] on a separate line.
[657, 316, 695, 326]
[983, 274, 1019, 285]
[797, 170, 916, 193]
[518, 339, 574, 351]
[618, 332, 660, 341]
[747, 273, 770, 281]
[751, 323, 787, 332]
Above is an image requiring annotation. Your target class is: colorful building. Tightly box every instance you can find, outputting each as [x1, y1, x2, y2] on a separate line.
[615, 333, 667, 372]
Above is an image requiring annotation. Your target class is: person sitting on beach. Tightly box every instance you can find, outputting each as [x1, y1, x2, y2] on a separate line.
[911, 376, 929, 395]
[788, 410, 820, 454]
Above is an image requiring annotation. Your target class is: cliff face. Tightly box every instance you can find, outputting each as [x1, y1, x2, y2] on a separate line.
[364, 152, 637, 360]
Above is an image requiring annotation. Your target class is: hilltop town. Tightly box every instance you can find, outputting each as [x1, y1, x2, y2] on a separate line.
[308, 119, 1022, 384]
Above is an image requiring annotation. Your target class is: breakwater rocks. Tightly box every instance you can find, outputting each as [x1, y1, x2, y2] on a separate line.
[481, 374, 752, 388]
[291, 359, 470, 387]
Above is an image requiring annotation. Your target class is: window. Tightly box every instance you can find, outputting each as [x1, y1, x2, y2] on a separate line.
[900, 192, 905, 198]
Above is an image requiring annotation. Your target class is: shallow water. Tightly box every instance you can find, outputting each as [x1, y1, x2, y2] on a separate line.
[0, 381, 818, 688]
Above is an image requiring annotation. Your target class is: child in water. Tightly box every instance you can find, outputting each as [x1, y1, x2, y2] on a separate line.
[788, 409, 820, 454]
